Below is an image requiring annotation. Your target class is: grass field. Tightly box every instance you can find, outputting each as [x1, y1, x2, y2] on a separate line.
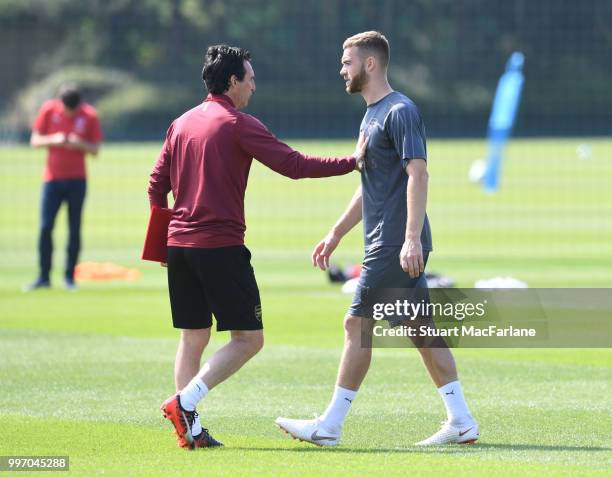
[0, 139, 611, 476]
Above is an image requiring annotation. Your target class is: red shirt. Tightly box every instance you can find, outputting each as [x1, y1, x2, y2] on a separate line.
[148, 94, 356, 248]
[32, 99, 103, 181]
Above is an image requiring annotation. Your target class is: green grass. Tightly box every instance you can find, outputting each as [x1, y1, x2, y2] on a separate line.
[0, 139, 611, 476]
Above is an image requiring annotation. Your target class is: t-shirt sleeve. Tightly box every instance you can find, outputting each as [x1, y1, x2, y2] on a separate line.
[87, 113, 103, 144]
[32, 102, 52, 133]
[385, 104, 427, 169]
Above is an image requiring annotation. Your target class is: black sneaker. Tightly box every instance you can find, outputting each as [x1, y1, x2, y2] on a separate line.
[64, 279, 78, 291]
[193, 427, 224, 448]
[23, 279, 50, 292]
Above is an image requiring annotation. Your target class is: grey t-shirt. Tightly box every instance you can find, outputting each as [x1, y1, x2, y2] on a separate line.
[360, 91, 433, 252]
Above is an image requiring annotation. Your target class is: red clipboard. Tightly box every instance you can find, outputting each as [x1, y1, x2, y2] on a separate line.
[141, 206, 172, 263]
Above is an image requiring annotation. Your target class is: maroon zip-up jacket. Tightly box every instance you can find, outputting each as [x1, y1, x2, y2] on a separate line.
[148, 94, 356, 248]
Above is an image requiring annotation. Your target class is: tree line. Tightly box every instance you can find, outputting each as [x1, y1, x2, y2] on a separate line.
[1, 0, 610, 139]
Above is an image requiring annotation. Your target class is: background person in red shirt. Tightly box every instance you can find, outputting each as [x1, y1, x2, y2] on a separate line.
[27, 84, 103, 291]
[153, 45, 366, 449]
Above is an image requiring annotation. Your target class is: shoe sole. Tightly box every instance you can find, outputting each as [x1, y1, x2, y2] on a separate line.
[416, 437, 479, 446]
[276, 424, 338, 447]
[194, 437, 224, 449]
[458, 431, 480, 445]
[277, 423, 476, 447]
[161, 400, 195, 450]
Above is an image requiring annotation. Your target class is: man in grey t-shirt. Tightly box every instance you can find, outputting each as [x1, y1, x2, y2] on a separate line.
[359, 90, 432, 254]
[345, 90, 433, 319]
[277, 31, 479, 447]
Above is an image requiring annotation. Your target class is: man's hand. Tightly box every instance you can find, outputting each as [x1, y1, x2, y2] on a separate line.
[64, 133, 99, 155]
[399, 238, 424, 278]
[50, 132, 67, 145]
[312, 230, 341, 270]
[353, 131, 368, 171]
[65, 133, 85, 149]
[160, 262, 167, 268]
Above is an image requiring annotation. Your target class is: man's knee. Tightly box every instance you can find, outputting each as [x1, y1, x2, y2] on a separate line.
[231, 329, 264, 357]
[67, 229, 81, 240]
[344, 314, 371, 339]
[180, 328, 211, 351]
[342, 314, 373, 353]
[40, 223, 54, 236]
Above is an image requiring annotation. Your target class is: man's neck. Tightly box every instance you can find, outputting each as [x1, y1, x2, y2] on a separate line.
[63, 106, 77, 117]
[224, 91, 240, 109]
[361, 79, 393, 106]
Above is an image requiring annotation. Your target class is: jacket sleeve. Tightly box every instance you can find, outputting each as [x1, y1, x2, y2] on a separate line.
[237, 113, 355, 179]
[148, 124, 173, 208]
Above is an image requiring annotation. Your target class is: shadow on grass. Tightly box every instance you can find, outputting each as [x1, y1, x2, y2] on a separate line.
[473, 443, 611, 452]
[232, 443, 612, 454]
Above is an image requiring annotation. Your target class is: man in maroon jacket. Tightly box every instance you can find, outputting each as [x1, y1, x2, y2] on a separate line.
[151, 45, 366, 449]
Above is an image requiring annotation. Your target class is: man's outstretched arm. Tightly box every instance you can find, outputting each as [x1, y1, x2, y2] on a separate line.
[312, 185, 362, 270]
[238, 114, 366, 178]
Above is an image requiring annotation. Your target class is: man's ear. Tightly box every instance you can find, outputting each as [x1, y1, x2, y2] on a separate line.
[366, 56, 376, 73]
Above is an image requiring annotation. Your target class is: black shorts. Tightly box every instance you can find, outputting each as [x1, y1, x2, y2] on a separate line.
[167, 245, 263, 331]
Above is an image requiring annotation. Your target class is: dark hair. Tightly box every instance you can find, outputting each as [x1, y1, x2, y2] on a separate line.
[201, 45, 251, 94]
[58, 83, 82, 110]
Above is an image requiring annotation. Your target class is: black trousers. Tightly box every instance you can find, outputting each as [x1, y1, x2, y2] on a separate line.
[38, 179, 86, 282]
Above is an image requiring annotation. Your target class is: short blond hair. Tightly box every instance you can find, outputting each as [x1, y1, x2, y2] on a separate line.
[343, 31, 390, 68]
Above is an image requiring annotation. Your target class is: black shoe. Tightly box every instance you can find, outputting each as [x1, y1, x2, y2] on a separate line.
[193, 428, 224, 448]
[64, 279, 78, 291]
[24, 279, 50, 292]
[327, 265, 347, 283]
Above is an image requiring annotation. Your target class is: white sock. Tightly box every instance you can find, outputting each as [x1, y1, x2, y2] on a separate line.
[191, 414, 202, 436]
[319, 386, 357, 432]
[438, 380, 472, 426]
[179, 376, 209, 411]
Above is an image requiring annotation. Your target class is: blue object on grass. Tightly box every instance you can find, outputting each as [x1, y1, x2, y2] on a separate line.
[483, 52, 525, 193]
